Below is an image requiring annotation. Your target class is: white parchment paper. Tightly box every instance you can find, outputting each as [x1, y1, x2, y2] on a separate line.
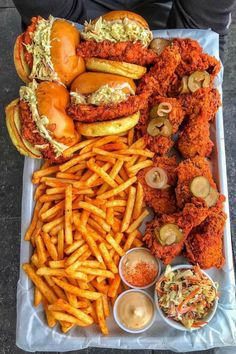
[16, 28, 236, 352]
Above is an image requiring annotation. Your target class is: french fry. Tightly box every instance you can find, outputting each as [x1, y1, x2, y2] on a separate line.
[39, 193, 65, 203]
[24, 200, 42, 241]
[41, 232, 58, 261]
[132, 237, 144, 247]
[109, 232, 124, 258]
[35, 234, 47, 265]
[106, 234, 125, 257]
[56, 172, 80, 180]
[64, 240, 85, 255]
[52, 277, 101, 300]
[97, 176, 137, 200]
[81, 231, 104, 264]
[50, 311, 88, 326]
[127, 160, 153, 174]
[81, 136, 119, 154]
[108, 274, 121, 298]
[102, 294, 110, 318]
[96, 297, 108, 335]
[49, 260, 65, 268]
[49, 299, 93, 325]
[50, 221, 64, 236]
[105, 200, 126, 208]
[87, 218, 106, 236]
[63, 138, 96, 157]
[32, 166, 59, 184]
[52, 284, 67, 300]
[57, 229, 64, 260]
[78, 201, 106, 219]
[65, 270, 88, 281]
[75, 266, 114, 279]
[97, 159, 123, 195]
[42, 298, 57, 328]
[90, 214, 111, 233]
[121, 186, 136, 232]
[60, 321, 75, 333]
[34, 183, 46, 200]
[42, 216, 64, 233]
[126, 209, 149, 234]
[22, 264, 57, 303]
[65, 184, 73, 244]
[133, 182, 144, 220]
[127, 128, 134, 146]
[99, 243, 118, 274]
[92, 148, 131, 162]
[34, 287, 42, 307]
[60, 152, 95, 172]
[117, 149, 154, 158]
[106, 206, 114, 227]
[91, 280, 108, 295]
[37, 267, 67, 277]
[41, 200, 65, 221]
[65, 244, 89, 267]
[123, 230, 140, 251]
[87, 159, 117, 188]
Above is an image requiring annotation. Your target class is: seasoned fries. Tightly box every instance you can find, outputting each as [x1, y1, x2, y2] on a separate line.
[22, 132, 153, 335]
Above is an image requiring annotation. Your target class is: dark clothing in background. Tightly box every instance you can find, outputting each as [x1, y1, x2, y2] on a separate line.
[13, 0, 236, 61]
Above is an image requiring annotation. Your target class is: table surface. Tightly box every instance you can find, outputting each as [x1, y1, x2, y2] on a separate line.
[0, 1, 235, 354]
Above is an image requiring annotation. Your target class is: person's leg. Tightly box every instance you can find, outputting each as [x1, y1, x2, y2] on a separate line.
[13, 0, 87, 27]
[167, 0, 236, 61]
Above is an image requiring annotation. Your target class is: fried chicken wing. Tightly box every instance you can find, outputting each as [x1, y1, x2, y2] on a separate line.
[137, 45, 181, 96]
[177, 114, 214, 158]
[175, 156, 225, 209]
[185, 208, 226, 269]
[76, 40, 158, 66]
[144, 199, 209, 264]
[180, 88, 221, 121]
[137, 156, 178, 215]
[137, 96, 184, 155]
[173, 38, 221, 78]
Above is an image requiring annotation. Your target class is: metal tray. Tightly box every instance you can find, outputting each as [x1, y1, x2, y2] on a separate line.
[16, 28, 236, 352]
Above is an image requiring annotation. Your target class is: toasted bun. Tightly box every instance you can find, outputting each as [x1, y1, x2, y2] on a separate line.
[95, 10, 149, 29]
[36, 81, 79, 146]
[85, 58, 146, 80]
[77, 111, 140, 137]
[71, 72, 136, 94]
[13, 35, 31, 84]
[51, 19, 85, 86]
[5, 99, 42, 158]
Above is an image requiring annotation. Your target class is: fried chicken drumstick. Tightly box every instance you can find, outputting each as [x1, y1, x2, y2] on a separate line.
[144, 199, 209, 264]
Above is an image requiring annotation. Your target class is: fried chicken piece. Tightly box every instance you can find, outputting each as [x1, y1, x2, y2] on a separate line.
[185, 208, 226, 269]
[180, 88, 221, 121]
[172, 38, 221, 78]
[177, 114, 214, 158]
[175, 156, 225, 209]
[137, 95, 184, 155]
[137, 156, 178, 215]
[68, 91, 149, 122]
[76, 40, 158, 66]
[137, 45, 181, 96]
[144, 199, 209, 264]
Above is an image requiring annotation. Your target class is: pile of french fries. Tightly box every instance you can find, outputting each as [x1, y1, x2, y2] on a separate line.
[23, 130, 154, 335]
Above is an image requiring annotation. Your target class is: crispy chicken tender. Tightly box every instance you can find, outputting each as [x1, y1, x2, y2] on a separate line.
[177, 115, 214, 158]
[137, 96, 184, 155]
[175, 156, 225, 209]
[137, 156, 178, 215]
[185, 208, 226, 269]
[180, 88, 221, 121]
[76, 40, 158, 66]
[172, 38, 221, 78]
[68, 91, 149, 122]
[137, 45, 181, 96]
[144, 199, 209, 264]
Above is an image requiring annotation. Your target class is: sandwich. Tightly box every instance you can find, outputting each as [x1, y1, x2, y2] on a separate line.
[68, 72, 149, 136]
[5, 80, 79, 161]
[77, 10, 156, 79]
[14, 15, 85, 86]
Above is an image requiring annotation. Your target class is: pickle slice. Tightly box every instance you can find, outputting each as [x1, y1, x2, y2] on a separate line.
[149, 104, 160, 120]
[149, 38, 171, 55]
[155, 224, 183, 246]
[145, 167, 168, 189]
[179, 76, 190, 94]
[204, 187, 219, 207]
[188, 71, 210, 93]
[147, 117, 173, 137]
[190, 176, 210, 199]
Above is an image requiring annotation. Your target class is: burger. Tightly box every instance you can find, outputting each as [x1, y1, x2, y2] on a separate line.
[5, 80, 79, 161]
[77, 11, 157, 79]
[68, 72, 149, 137]
[14, 15, 85, 86]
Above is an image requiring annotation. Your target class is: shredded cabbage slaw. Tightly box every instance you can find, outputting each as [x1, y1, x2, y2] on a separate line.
[70, 83, 135, 106]
[82, 17, 153, 47]
[156, 265, 218, 329]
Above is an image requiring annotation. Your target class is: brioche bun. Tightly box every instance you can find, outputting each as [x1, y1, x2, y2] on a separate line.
[14, 18, 85, 86]
[5, 99, 42, 158]
[71, 72, 136, 94]
[77, 111, 140, 137]
[94, 10, 149, 29]
[85, 58, 146, 79]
